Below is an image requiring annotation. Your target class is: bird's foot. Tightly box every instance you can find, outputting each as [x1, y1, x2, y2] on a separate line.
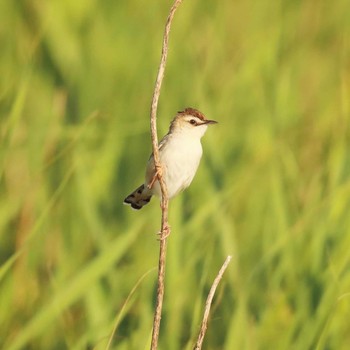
[157, 224, 171, 240]
[147, 165, 163, 189]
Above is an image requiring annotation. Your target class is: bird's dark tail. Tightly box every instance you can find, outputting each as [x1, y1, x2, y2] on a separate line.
[123, 184, 153, 210]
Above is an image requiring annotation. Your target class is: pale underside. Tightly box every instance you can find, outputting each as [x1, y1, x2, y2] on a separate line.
[146, 132, 203, 199]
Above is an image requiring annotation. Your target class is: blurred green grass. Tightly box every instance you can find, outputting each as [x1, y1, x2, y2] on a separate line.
[1, 0, 350, 349]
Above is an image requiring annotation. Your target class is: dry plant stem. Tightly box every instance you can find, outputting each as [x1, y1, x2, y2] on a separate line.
[149, 1, 184, 350]
[194, 255, 232, 350]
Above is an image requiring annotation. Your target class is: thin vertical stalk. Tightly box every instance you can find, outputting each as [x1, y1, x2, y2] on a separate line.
[149, 1, 184, 349]
[193, 256, 232, 350]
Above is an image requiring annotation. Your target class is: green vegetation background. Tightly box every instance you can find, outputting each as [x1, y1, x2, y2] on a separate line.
[1, 0, 350, 349]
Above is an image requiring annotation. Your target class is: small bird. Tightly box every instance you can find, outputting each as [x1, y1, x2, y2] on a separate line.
[124, 107, 217, 210]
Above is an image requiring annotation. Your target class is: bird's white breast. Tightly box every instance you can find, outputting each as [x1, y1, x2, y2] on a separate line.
[150, 134, 203, 198]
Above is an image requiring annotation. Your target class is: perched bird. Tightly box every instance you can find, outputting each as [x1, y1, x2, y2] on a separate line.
[124, 107, 217, 210]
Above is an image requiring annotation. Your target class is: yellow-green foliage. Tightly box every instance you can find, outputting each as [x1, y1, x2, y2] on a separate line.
[1, 0, 350, 349]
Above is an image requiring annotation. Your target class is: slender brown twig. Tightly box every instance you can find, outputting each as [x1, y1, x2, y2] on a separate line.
[149, 1, 184, 349]
[193, 255, 232, 350]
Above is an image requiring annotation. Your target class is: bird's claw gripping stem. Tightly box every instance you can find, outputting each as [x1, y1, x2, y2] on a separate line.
[148, 165, 163, 189]
[157, 224, 171, 240]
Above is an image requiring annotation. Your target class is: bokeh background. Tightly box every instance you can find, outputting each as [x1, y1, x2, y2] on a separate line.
[1, 0, 350, 349]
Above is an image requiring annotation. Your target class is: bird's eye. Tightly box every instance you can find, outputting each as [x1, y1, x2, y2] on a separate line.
[189, 119, 197, 125]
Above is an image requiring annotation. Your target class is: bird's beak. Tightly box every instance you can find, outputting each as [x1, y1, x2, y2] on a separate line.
[202, 119, 218, 125]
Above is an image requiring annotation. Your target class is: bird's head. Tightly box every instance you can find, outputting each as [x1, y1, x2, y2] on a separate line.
[169, 107, 217, 138]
